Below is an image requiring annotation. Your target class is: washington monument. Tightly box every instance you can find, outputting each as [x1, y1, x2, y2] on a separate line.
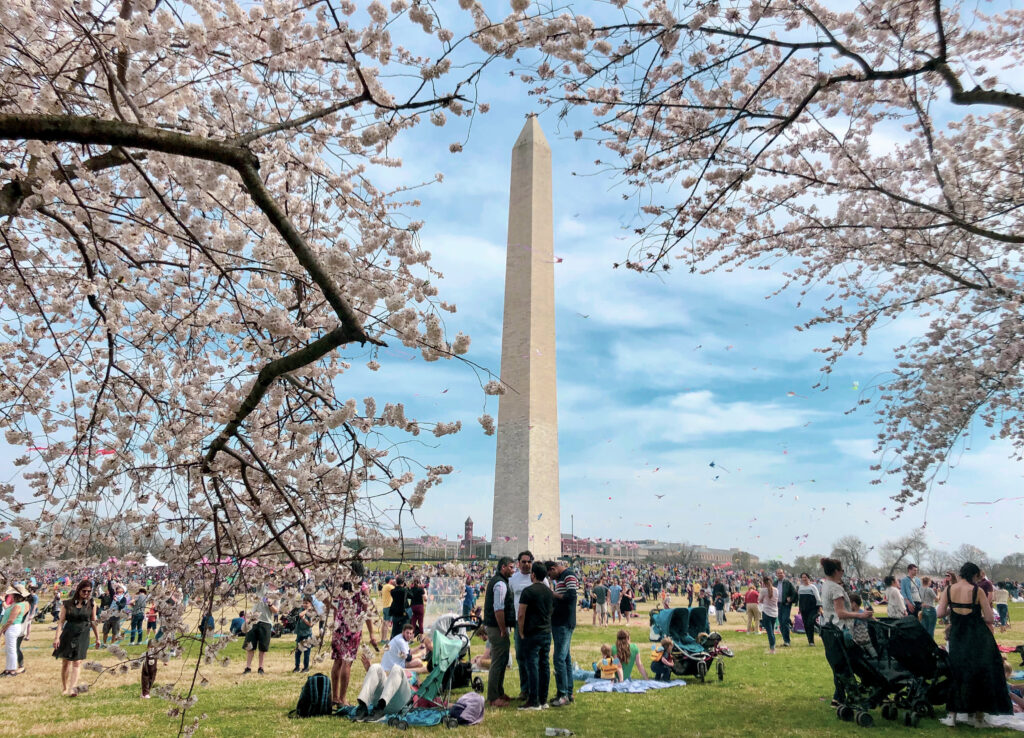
[491, 116, 561, 560]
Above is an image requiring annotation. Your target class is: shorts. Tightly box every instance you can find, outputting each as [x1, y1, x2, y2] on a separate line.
[146, 620, 157, 631]
[595, 601, 607, 616]
[244, 621, 272, 653]
[382, 607, 391, 621]
[102, 617, 121, 638]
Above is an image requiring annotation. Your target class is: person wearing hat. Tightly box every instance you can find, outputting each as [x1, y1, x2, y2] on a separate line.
[1, 584, 30, 676]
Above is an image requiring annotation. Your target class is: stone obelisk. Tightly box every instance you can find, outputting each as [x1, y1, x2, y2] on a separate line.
[491, 116, 560, 560]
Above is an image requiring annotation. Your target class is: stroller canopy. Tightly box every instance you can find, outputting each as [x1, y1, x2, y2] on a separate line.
[416, 629, 468, 701]
[652, 607, 710, 654]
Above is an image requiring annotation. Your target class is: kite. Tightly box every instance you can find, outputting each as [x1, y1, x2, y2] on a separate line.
[536, 513, 543, 520]
[575, 312, 590, 319]
[786, 391, 806, 398]
[708, 461, 731, 472]
[654, 494, 665, 499]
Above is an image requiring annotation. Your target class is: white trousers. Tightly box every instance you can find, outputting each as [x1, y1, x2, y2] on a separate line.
[358, 664, 412, 715]
[4, 622, 23, 671]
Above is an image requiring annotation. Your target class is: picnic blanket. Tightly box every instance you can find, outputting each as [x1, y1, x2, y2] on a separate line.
[334, 706, 445, 727]
[578, 678, 686, 694]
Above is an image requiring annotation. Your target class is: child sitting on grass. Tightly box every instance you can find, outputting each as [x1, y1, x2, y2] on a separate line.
[593, 644, 623, 681]
[650, 638, 674, 681]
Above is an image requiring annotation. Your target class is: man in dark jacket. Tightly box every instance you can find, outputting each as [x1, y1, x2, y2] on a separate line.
[483, 557, 514, 707]
[388, 577, 408, 639]
[775, 569, 798, 647]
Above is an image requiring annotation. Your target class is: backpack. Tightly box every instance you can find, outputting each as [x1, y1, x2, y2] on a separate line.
[290, 673, 332, 718]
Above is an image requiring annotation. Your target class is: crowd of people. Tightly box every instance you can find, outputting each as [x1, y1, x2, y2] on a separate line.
[1, 553, 1022, 726]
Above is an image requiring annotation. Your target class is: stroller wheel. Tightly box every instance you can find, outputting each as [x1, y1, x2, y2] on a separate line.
[838, 705, 855, 722]
[444, 716, 460, 729]
[387, 717, 399, 727]
[881, 704, 896, 721]
[716, 660, 724, 681]
[855, 711, 873, 727]
[912, 700, 930, 717]
[472, 676, 484, 693]
[396, 719, 409, 731]
[696, 661, 707, 682]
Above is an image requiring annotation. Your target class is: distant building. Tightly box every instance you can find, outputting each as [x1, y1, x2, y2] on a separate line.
[461, 517, 490, 559]
[561, 534, 596, 556]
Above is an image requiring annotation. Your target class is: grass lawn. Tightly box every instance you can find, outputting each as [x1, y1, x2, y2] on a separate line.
[4, 601, 1024, 737]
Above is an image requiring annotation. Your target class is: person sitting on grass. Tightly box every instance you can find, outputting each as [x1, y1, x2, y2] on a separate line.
[615, 629, 648, 680]
[381, 623, 428, 675]
[593, 644, 623, 682]
[650, 637, 674, 682]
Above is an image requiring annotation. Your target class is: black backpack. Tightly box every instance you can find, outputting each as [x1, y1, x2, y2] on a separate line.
[290, 673, 332, 718]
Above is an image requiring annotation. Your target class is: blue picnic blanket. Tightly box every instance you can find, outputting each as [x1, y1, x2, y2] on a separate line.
[578, 678, 686, 694]
[334, 706, 445, 726]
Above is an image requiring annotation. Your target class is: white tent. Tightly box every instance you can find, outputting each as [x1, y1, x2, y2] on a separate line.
[144, 552, 167, 568]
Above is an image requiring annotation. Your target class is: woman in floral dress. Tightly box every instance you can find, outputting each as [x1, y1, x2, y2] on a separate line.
[330, 560, 378, 707]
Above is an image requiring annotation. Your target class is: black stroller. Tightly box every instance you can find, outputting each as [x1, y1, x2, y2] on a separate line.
[821, 616, 950, 728]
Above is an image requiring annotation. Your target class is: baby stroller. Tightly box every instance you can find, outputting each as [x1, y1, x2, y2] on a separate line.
[386, 616, 483, 730]
[649, 607, 733, 682]
[821, 616, 949, 729]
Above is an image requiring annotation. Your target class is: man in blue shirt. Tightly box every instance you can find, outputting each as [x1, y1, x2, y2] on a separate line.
[462, 578, 476, 617]
[900, 564, 922, 617]
[608, 581, 622, 624]
[230, 610, 246, 635]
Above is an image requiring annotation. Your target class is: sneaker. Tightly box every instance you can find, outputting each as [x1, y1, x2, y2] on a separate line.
[301, 667, 309, 673]
[258, 668, 265, 675]
[354, 702, 368, 721]
[292, 667, 300, 673]
[517, 703, 542, 711]
[242, 667, 252, 674]
[781, 642, 791, 648]
[550, 696, 570, 707]
[540, 703, 550, 709]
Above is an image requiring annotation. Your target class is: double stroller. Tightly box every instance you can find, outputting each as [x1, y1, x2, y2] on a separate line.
[649, 607, 734, 682]
[821, 615, 950, 728]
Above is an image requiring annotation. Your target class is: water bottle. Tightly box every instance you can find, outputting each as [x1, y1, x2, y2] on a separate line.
[545, 729, 574, 737]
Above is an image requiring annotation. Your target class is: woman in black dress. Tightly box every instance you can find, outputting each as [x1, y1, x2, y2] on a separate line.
[52, 580, 100, 697]
[936, 561, 1011, 723]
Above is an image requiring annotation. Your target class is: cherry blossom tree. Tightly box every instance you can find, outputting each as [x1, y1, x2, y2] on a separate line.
[491, 0, 1024, 508]
[0, 0, 509, 583]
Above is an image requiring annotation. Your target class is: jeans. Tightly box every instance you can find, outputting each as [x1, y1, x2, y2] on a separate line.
[129, 613, 145, 644]
[921, 606, 938, 637]
[514, 628, 528, 697]
[761, 614, 777, 651]
[800, 608, 817, 644]
[997, 604, 1009, 628]
[295, 634, 311, 670]
[777, 604, 792, 645]
[651, 660, 671, 681]
[389, 613, 408, 640]
[484, 626, 510, 702]
[551, 625, 574, 698]
[522, 631, 551, 707]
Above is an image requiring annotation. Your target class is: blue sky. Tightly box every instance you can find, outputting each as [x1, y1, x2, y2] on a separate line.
[3, 2, 1021, 567]
[326, 30, 1024, 565]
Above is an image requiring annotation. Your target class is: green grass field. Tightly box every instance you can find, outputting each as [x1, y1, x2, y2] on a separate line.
[4, 602, 1024, 737]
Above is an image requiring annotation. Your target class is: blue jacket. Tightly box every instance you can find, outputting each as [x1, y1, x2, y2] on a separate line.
[900, 575, 921, 605]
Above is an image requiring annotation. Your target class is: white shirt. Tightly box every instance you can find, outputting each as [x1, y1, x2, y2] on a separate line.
[381, 633, 410, 673]
[885, 586, 907, 618]
[510, 570, 532, 613]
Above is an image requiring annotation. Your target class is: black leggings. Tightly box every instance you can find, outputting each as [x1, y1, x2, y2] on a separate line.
[800, 609, 817, 644]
